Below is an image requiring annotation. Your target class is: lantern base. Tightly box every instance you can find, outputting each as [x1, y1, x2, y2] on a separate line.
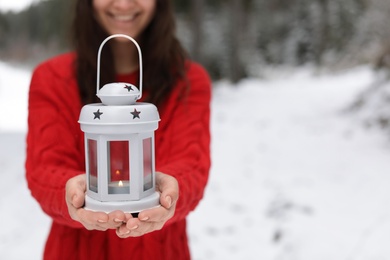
[84, 191, 160, 214]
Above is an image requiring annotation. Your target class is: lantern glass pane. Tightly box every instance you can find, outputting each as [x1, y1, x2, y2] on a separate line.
[143, 138, 153, 191]
[87, 139, 98, 193]
[107, 141, 130, 194]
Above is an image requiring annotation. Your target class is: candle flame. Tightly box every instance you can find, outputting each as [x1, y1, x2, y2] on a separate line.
[118, 180, 123, 187]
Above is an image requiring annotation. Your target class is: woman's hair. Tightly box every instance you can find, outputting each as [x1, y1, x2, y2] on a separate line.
[71, 0, 188, 106]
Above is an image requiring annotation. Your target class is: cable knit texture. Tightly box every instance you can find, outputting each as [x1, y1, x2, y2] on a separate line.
[25, 53, 211, 260]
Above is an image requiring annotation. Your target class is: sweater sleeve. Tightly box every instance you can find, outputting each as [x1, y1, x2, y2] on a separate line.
[25, 58, 85, 228]
[156, 63, 211, 224]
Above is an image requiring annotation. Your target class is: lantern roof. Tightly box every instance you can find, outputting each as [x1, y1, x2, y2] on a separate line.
[97, 82, 140, 106]
[78, 95, 160, 134]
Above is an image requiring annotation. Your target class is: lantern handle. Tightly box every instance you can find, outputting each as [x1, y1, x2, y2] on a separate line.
[96, 34, 143, 100]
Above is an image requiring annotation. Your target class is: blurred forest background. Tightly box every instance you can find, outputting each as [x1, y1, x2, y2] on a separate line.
[1, 0, 390, 132]
[1, 0, 390, 81]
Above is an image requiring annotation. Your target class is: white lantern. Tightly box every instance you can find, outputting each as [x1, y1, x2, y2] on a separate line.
[78, 34, 160, 214]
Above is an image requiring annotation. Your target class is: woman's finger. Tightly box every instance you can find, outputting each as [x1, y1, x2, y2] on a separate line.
[155, 172, 179, 209]
[65, 174, 86, 209]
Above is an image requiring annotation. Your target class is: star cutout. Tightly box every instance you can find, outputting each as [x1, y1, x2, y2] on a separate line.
[130, 108, 141, 119]
[93, 109, 103, 120]
[124, 84, 134, 92]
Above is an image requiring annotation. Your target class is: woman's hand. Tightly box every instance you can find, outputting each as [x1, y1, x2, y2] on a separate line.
[116, 172, 179, 238]
[65, 174, 126, 231]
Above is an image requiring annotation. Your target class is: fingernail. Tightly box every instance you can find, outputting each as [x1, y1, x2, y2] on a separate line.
[114, 218, 123, 223]
[130, 225, 138, 230]
[141, 216, 149, 221]
[166, 196, 172, 208]
[97, 219, 107, 223]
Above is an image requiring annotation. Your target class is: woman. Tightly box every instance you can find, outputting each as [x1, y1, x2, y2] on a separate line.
[25, 0, 211, 259]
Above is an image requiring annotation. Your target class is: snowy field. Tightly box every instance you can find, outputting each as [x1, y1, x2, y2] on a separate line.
[1, 61, 390, 260]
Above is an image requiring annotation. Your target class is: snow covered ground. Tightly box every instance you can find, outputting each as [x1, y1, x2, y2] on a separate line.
[1, 61, 390, 260]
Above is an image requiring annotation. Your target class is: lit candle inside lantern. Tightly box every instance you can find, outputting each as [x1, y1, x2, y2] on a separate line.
[108, 180, 130, 194]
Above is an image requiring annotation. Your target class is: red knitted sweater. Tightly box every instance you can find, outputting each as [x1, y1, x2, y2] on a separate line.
[25, 53, 211, 260]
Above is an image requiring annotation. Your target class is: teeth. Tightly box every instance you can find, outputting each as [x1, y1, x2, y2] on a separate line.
[114, 14, 136, 21]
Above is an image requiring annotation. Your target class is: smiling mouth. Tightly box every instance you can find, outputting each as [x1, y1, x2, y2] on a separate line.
[111, 14, 138, 22]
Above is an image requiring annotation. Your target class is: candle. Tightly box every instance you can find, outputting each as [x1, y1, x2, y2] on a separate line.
[108, 180, 130, 194]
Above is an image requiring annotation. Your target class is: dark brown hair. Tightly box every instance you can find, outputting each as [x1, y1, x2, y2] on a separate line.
[71, 0, 188, 106]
